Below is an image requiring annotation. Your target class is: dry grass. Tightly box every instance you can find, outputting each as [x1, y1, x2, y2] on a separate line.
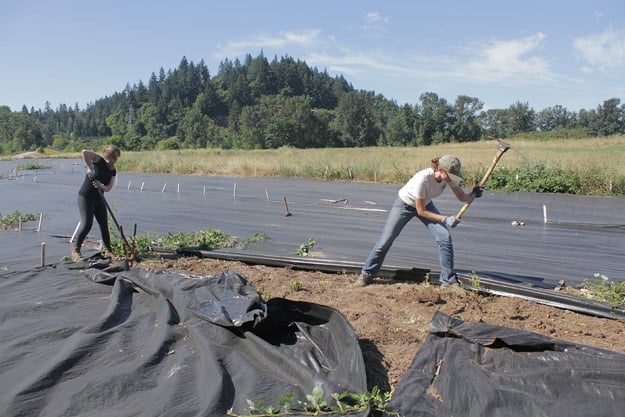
[12, 135, 625, 185]
[114, 136, 625, 184]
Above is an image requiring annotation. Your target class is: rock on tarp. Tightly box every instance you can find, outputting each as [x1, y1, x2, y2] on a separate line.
[386, 311, 625, 417]
[0, 260, 367, 417]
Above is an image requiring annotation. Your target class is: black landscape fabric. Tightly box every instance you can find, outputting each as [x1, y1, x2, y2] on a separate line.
[0, 260, 367, 417]
[387, 311, 625, 417]
[2, 256, 625, 417]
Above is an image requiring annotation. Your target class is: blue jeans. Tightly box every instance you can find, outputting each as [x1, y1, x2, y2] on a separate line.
[362, 198, 457, 284]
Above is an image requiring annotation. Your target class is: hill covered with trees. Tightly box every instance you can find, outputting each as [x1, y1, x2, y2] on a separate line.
[1, 53, 624, 155]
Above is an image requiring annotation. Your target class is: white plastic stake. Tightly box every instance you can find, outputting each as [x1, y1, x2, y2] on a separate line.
[162, 183, 167, 193]
[37, 212, 43, 232]
[141, 182, 145, 191]
[543, 205, 548, 223]
[70, 222, 81, 243]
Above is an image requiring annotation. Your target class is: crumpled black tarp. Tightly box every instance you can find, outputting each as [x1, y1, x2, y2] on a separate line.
[387, 311, 625, 417]
[0, 261, 367, 417]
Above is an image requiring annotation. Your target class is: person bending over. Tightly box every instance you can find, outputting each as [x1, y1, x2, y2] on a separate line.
[71, 144, 121, 262]
[355, 154, 482, 287]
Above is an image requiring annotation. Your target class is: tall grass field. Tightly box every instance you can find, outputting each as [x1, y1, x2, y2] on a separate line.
[113, 136, 625, 195]
[12, 136, 625, 195]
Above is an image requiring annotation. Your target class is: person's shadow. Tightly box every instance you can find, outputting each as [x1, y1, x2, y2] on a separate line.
[358, 338, 392, 391]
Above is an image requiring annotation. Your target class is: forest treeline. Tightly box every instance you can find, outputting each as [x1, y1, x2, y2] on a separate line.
[1, 53, 624, 155]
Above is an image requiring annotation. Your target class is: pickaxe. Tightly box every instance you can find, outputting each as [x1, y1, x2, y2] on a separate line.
[454, 138, 522, 223]
[95, 185, 132, 260]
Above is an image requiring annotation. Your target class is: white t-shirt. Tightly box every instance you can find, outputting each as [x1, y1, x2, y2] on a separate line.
[398, 167, 448, 207]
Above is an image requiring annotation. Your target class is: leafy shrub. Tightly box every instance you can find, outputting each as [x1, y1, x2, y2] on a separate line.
[0, 210, 37, 230]
[483, 162, 580, 194]
[156, 138, 180, 150]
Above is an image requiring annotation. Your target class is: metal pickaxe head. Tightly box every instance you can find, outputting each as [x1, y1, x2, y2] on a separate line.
[492, 137, 525, 159]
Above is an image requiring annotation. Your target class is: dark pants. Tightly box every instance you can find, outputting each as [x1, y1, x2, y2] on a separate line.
[75, 194, 111, 251]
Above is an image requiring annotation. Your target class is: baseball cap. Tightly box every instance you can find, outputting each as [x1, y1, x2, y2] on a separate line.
[438, 154, 463, 182]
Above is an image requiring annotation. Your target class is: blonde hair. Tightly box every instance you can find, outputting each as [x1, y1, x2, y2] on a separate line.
[102, 144, 121, 161]
[430, 157, 440, 170]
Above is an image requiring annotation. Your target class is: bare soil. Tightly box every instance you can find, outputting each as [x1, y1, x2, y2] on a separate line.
[140, 256, 625, 391]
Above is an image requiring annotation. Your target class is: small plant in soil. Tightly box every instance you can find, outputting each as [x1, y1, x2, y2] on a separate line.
[227, 384, 396, 416]
[576, 274, 624, 307]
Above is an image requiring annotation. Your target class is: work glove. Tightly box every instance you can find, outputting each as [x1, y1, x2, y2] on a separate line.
[444, 215, 460, 228]
[472, 185, 483, 198]
[92, 180, 105, 190]
[86, 164, 95, 178]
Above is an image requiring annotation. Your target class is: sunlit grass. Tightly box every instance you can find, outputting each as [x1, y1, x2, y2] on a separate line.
[111, 136, 625, 180]
[9, 135, 625, 193]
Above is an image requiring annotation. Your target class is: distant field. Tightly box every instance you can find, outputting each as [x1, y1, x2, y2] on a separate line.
[8, 135, 625, 194]
[118, 136, 625, 190]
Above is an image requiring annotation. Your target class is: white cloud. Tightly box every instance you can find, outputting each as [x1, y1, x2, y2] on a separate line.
[461, 33, 553, 83]
[573, 27, 625, 72]
[307, 51, 409, 80]
[365, 11, 382, 23]
[309, 33, 554, 86]
[217, 29, 321, 56]
[362, 10, 390, 37]
[365, 11, 389, 24]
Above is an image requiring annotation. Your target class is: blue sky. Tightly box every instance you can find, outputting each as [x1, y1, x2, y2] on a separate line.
[1, 0, 624, 113]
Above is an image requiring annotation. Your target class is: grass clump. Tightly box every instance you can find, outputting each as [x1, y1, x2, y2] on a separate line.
[110, 229, 236, 259]
[18, 162, 50, 170]
[238, 232, 271, 249]
[0, 210, 37, 230]
[291, 238, 316, 256]
[577, 274, 624, 307]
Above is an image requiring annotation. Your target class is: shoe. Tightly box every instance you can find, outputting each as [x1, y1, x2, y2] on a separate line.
[102, 249, 115, 259]
[439, 281, 465, 294]
[71, 248, 83, 262]
[354, 273, 372, 287]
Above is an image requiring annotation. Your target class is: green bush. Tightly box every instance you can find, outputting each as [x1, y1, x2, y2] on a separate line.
[485, 162, 580, 194]
[156, 138, 180, 150]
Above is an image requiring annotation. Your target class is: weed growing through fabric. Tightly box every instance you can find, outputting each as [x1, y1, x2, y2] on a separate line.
[109, 228, 248, 258]
[0, 210, 37, 230]
[578, 274, 625, 307]
[291, 238, 316, 256]
[18, 162, 50, 170]
[290, 280, 302, 292]
[159, 230, 235, 250]
[227, 385, 396, 416]
[238, 232, 270, 249]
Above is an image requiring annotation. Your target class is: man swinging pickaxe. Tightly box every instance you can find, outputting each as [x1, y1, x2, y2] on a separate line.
[453, 138, 523, 225]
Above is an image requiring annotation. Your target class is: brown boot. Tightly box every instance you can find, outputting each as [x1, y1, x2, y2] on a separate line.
[71, 248, 83, 262]
[354, 273, 372, 287]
